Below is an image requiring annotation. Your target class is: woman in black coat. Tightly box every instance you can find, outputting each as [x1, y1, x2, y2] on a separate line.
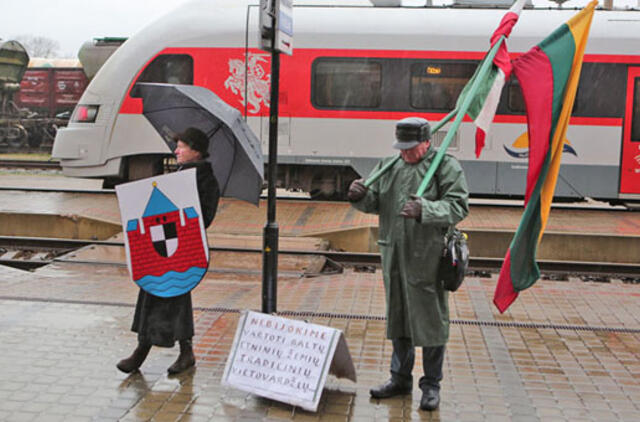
[117, 127, 220, 374]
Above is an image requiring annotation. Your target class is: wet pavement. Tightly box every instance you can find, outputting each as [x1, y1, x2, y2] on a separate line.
[1, 259, 639, 421]
[1, 174, 639, 420]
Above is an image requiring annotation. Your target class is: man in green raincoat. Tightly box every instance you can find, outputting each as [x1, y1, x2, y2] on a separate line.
[348, 117, 469, 411]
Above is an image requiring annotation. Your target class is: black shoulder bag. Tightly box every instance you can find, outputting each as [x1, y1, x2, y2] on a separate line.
[432, 157, 469, 292]
[438, 227, 469, 292]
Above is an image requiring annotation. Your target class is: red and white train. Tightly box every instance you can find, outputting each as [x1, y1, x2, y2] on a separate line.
[52, 0, 640, 204]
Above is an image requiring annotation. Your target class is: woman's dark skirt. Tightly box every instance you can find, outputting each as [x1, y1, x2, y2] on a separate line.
[131, 289, 194, 347]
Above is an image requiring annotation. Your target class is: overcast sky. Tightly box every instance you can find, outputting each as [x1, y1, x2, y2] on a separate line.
[1, 0, 191, 57]
[1, 0, 637, 58]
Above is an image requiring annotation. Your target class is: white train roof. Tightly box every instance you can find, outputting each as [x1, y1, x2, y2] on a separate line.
[290, 5, 639, 53]
[85, 0, 640, 104]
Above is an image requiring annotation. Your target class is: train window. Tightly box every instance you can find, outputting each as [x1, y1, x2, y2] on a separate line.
[136, 54, 194, 85]
[632, 78, 640, 142]
[573, 63, 626, 118]
[410, 62, 476, 111]
[312, 59, 382, 109]
[507, 79, 525, 113]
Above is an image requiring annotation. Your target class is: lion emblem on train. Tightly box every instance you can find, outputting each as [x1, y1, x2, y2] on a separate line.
[115, 170, 209, 297]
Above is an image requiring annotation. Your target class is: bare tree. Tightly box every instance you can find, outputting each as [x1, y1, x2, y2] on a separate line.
[13, 35, 61, 58]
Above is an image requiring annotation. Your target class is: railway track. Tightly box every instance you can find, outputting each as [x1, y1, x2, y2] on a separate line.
[0, 161, 630, 208]
[0, 159, 61, 170]
[1, 235, 638, 282]
[0, 158, 636, 210]
[0, 166, 633, 211]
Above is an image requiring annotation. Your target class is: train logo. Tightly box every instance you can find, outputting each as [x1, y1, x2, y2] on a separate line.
[224, 52, 271, 113]
[504, 132, 578, 159]
[115, 170, 209, 298]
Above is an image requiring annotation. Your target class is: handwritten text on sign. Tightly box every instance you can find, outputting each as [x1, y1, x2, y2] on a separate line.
[222, 311, 339, 411]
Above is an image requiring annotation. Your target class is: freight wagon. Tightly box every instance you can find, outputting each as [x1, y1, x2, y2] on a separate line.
[0, 38, 123, 151]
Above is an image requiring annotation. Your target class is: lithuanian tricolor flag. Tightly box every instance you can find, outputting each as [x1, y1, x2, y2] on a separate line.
[493, 0, 597, 313]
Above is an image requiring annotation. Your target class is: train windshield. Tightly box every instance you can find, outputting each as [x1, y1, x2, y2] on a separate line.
[136, 54, 194, 86]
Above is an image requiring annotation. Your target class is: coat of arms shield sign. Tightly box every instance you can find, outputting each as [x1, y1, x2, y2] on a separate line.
[115, 169, 210, 297]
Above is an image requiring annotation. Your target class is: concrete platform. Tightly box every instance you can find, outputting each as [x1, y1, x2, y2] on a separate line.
[0, 258, 639, 421]
[2, 183, 640, 264]
[1, 188, 639, 236]
[2, 173, 639, 237]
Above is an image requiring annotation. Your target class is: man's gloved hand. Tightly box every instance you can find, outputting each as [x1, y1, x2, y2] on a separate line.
[347, 179, 368, 202]
[400, 195, 422, 220]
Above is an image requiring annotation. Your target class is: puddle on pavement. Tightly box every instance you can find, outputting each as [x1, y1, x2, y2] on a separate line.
[22, 306, 117, 330]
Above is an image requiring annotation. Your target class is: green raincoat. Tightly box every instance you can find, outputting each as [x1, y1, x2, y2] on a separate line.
[352, 146, 469, 347]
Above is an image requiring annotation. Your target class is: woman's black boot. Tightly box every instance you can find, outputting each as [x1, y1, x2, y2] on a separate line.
[117, 342, 151, 373]
[168, 339, 195, 374]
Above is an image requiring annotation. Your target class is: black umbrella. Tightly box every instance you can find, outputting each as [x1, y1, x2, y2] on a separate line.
[134, 82, 264, 205]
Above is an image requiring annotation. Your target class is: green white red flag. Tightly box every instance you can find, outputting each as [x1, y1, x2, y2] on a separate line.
[493, 0, 597, 313]
[458, 0, 526, 158]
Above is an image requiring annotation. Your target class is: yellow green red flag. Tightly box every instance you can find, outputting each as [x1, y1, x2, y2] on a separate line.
[493, 0, 597, 313]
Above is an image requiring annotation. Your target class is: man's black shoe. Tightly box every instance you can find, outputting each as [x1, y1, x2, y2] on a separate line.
[419, 388, 440, 411]
[370, 379, 412, 399]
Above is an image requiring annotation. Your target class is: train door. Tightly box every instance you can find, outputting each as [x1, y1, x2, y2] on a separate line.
[619, 67, 640, 197]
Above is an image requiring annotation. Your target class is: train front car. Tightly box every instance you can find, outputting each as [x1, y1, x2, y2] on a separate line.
[51, 0, 253, 186]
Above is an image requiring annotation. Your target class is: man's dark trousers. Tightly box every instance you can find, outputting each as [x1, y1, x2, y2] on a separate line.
[390, 337, 445, 391]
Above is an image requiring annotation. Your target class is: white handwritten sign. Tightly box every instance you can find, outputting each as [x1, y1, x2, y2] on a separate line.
[222, 311, 355, 412]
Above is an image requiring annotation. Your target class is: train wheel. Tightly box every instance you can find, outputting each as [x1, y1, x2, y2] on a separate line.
[6, 125, 28, 149]
[308, 169, 357, 201]
[27, 127, 43, 149]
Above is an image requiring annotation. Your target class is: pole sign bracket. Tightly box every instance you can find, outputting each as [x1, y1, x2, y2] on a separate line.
[259, 0, 293, 55]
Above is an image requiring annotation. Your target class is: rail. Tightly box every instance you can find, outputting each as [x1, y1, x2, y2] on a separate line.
[1, 235, 638, 280]
[0, 159, 61, 170]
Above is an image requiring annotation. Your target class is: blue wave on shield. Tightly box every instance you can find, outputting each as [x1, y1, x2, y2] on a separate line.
[136, 266, 207, 297]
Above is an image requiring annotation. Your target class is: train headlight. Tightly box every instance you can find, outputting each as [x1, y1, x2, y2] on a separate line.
[71, 105, 99, 123]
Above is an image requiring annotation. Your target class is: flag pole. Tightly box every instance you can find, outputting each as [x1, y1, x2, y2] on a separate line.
[363, 107, 459, 188]
[415, 35, 505, 196]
